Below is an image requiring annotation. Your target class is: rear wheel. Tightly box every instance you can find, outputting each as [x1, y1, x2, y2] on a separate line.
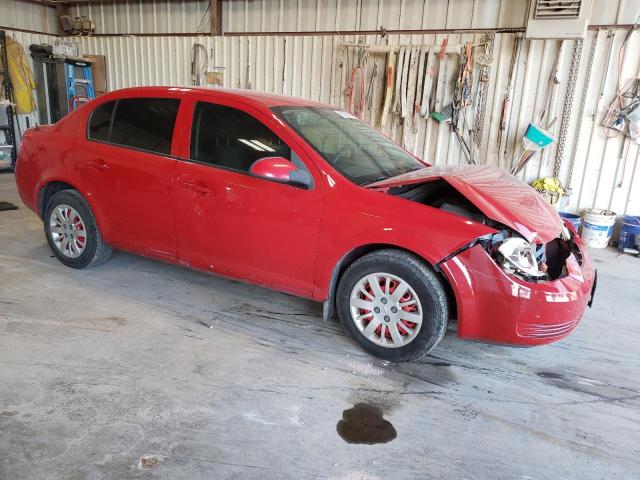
[44, 190, 112, 269]
[337, 249, 448, 362]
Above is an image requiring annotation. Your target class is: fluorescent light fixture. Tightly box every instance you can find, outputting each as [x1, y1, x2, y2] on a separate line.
[251, 140, 276, 152]
[238, 138, 265, 151]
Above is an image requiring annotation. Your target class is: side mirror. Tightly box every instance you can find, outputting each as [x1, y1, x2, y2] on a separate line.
[249, 157, 312, 189]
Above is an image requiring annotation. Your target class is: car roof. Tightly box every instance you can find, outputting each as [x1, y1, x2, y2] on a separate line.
[104, 86, 332, 109]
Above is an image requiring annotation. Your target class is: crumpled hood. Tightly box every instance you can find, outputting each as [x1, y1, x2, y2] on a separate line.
[367, 164, 563, 243]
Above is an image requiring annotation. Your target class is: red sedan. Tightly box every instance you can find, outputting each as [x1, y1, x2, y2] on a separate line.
[14, 87, 596, 362]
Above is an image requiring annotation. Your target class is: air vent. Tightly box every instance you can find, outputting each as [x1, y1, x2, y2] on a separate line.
[534, 0, 582, 19]
[526, 0, 591, 39]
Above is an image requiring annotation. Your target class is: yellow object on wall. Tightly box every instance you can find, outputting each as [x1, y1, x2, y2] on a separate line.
[6, 35, 36, 114]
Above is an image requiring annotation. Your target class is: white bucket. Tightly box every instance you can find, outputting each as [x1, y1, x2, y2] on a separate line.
[581, 209, 616, 248]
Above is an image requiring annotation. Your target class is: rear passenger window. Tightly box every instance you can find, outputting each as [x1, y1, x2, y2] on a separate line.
[88, 101, 114, 141]
[191, 102, 291, 172]
[109, 98, 180, 155]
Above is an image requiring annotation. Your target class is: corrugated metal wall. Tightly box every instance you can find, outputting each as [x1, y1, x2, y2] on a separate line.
[77, 27, 640, 216]
[68, 0, 640, 34]
[0, 0, 56, 34]
[224, 0, 639, 31]
[4, 0, 640, 216]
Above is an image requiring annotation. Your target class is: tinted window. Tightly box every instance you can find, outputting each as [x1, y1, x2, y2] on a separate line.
[110, 98, 179, 155]
[88, 101, 114, 141]
[191, 102, 291, 172]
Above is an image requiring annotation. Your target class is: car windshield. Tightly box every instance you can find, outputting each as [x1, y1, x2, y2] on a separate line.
[271, 106, 426, 185]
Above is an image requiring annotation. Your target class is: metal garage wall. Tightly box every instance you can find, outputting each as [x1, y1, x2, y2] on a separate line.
[69, 0, 212, 34]
[78, 26, 640, 216]
[223, 0, 529, 32]
[68, 0, 640, 34]
[0, 0, 56, 34]
[4, 0, 634, 216]
[223, 0, 640, 31]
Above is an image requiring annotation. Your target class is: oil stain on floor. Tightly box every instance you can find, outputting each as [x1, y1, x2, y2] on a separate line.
[336, 403, 397, 444]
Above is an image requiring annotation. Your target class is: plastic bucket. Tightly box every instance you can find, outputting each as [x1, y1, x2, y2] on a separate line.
[618, 215, 640, 251]
[582, 209, 616, 248]
[559, 212, 581, 233]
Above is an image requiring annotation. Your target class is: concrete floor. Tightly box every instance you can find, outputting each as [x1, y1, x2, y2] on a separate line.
[1, 173, 639, 480]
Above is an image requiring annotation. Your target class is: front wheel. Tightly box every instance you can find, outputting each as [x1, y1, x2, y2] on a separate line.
[336, 249, 448, 362]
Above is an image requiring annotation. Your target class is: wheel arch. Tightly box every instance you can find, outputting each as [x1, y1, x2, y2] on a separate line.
[38, 180, 77, 218]
[37, 179, 109, 241]
[322, 243, 457, 321]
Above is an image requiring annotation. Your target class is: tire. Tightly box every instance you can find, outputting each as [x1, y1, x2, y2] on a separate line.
[44, 189, 113, 269]
[336, 249, 448, 362]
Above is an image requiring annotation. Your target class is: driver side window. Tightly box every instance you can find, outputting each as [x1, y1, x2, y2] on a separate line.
[190, 102, 291, 172]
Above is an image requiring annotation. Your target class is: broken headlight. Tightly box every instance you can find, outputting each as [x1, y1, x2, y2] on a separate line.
[496, 237, 547, 279]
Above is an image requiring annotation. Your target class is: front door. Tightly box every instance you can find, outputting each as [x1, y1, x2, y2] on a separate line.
[173, 99, 323, 297]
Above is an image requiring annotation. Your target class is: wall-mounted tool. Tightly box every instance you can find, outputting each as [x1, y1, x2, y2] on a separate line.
[420, 46, 436, 117]
[432, 38, 448, 115]
[539, 41, 565, 167]
[413, 46, 427, 133]
[452, 41, 473, 127]
[400, 46, 412, 119]
[380, 49, 396, 127]
[455, 42, 478, 165]
[594, 30, 615, 121]
[498, 34, 523, 161]
[403, 46, 420, 145]
[392, 46, 406, 116]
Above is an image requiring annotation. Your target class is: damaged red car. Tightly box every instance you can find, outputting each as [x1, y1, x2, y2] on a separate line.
[15, 87, 596, 361]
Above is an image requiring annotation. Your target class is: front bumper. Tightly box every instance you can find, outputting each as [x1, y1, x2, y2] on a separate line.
[439, 242, 595, 346]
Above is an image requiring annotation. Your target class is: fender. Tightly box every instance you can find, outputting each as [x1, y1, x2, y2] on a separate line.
[319, 237, 487, 321]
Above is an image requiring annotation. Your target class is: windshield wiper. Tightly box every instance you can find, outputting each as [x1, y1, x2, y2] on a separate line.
[362, 166, 427, 187]
[362, 175, 391, 186]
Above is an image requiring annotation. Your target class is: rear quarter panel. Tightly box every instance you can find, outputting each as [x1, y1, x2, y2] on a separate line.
[14, 104, 108, 233]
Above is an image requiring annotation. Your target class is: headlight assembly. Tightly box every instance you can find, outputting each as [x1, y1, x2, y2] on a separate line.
[496, 237, 546, 279]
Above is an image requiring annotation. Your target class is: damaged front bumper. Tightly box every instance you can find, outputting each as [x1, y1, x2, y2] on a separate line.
[439, 240, 596, 346]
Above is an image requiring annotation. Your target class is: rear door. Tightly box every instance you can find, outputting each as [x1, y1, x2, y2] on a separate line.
[173, 98, 323, 296]
[82, 96, 181, 258]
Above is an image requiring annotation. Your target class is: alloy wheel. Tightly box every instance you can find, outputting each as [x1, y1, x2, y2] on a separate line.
[349, 272, 423, 348]
[49, 204, 87, 259]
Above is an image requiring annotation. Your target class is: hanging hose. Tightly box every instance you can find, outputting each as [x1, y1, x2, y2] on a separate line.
[601, 17, 640, 187]
[346, 66, 366, 118]
[191, 43, 208, 86]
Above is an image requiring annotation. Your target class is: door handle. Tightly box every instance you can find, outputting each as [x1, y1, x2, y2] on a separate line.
[182, 182, 212, 194]
[87, 159, 109, 171]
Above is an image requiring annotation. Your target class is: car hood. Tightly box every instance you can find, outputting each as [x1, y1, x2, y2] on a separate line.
[367, 165, 563, 243]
